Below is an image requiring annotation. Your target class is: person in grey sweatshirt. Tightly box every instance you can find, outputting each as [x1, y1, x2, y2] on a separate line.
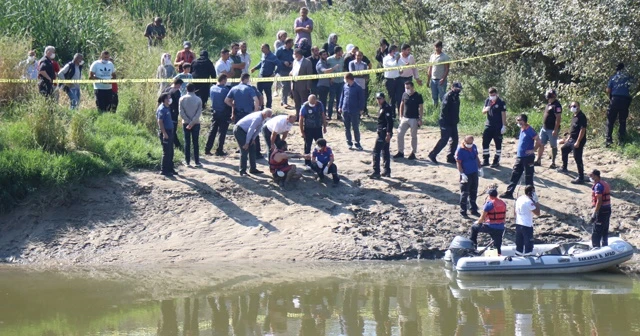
[179, 83, 203, 167]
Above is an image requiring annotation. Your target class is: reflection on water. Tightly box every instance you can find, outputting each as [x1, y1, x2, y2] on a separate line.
[0, 263, 639, 336]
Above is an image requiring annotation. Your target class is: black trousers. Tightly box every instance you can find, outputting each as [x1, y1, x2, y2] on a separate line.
[470, 224, 504, 254]
[606, 96, 632, 143]
[431, 121, 458, 161]
[159, 130, 175, 174]
[384, 78, 397, 111]
[261, 124, 281, 153]
[312, 162, 339, 183]
[172, 121, 181, 149]
[561, 138, 585, 179]
[183, 123, 200, 165]
[506, 156, 535, 194]
[110, 92, 118, 112]
[515, 225, 534, 254]
[372, 131, 391, 174]
[304, 127, 323, 166]
[257, 82, 273, 109]
[482, 127, 502, 163]
[460, 172, 479, 213]
[317, 86, 330, 115]
[194, 84, 211, 108]
[205, 114, 230, 154]
[592, 207, 612, 248]
[95, 89, 112, 112]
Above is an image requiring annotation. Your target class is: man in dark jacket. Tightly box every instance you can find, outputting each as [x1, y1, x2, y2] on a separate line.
[190, 50, 216, 108]
[429, 82, 462, 164]
[163, 78, 184, 150]
[370, 92, 395, 179]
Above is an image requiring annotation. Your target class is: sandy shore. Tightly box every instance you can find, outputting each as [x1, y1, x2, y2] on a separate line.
[1, 113, 639, 271]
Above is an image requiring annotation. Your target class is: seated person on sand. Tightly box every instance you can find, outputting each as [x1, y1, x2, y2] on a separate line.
[269, 139, 303, 187]
[311, 138, 340, 187]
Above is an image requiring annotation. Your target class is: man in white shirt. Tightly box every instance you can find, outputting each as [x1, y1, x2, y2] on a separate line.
[239, 41, 251, 75]
[514, 185, 541, 255]
[382, 45, 400, 111]
[89, 50, 116, 112]
[262, 113, 296, 152]
[427, 41, 451, 107]
[215, 48, 233, 80]
[396, 44, 422, 112]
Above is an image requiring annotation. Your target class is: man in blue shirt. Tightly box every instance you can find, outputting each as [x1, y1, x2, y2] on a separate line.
[225, 73, 259, 122]
[606, 63, 635, 146]
[205, 74, 231, 156]
[501, 114, 542, 199]
[300, 94, 327, 167]
[157, 93, 175, 177]
[455, 135, 483, 217]
[251, 44, 281, 109]
[339, 73, 365, 150]
[276, 38, 294, 108]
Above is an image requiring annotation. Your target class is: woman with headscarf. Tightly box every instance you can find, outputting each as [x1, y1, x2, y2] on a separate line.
[274, 30, 288, 52]
[322, 33, 338, 56]
[156, 53, 176, 95]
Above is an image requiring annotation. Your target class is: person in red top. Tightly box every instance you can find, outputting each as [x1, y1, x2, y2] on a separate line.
[470, 187, 506, 254]
[269, 140, 302, 188]
[175, 41, 196, 72]
[590, 169, 611, 247]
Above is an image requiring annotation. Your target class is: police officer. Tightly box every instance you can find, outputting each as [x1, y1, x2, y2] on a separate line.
[205, 74, 231, 156]
[589, 169, 611, 248]
[481, 87, 507, 167]
[370, 92, 394, 179]
[470, 187, 506, 255]
[501, 114, 542, 199]
[606, 63, 635, 146]
[429, 82, 462, 164]
[534, 89, 562, 168]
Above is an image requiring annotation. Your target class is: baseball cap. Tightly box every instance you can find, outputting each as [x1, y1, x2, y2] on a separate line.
[452, 82, 463, 90]
[183, 41, 192, 48]
[375, 92, 385, 99]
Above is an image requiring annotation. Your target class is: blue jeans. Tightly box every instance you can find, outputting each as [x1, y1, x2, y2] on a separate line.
[328, 82, 343, 118]
[430, 78, 447, 106]
[183, 123, 201, 165]
[343, 113, 360, 145]
[66, 87, 80, 109]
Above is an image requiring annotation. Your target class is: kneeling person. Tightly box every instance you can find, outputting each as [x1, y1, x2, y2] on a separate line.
[269, 140, 302, 187]
[312, 138, 340, 186]
[470, 188, 506, 255]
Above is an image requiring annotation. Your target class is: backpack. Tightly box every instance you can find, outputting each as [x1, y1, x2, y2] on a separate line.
[63, 62, 82, 80]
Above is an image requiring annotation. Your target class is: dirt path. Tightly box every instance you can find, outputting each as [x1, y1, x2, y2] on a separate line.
[1, 110, 639, 270]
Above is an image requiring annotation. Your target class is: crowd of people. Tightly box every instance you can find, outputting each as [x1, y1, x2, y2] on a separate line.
[22, 6, 634, 252]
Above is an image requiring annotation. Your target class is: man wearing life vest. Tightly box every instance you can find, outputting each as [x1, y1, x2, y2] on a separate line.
[269, 140, 302, 188]
[589, 169, 612, 247]
[470, 188, 506, 254]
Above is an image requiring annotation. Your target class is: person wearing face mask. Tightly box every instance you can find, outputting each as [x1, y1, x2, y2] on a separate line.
[481, 87, 507, 167]
[163, 78, 184, 150]
[394, 81, 423, 160]
[37, 46, 57, 97]
[455, 136, 483, 218]
[300, 94, 327, 168]
[382, 45, 400, 112]
[370, 92, 394, 179]
[311, 138, 340, 187]
[589, 169, 611, 248]
[429, 82, 462, 164]
[514, 185, 541, 255]
[558, 101, 587, 183]
[396, 44, 422, 111]
[500, 114, 542, 199]
[534, 89, 562, 169]
[157, 93, 176, 177]
[339, 73, 365, 150]
[19, 50, 39, 80]
[290, 48, 313, 121]
[89, 50, 116, 112]
[57, 53, 84, 109]
[156, 53, 176, 95]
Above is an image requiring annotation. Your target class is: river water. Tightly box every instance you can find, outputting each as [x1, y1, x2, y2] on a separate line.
[0, 262, 639, 336]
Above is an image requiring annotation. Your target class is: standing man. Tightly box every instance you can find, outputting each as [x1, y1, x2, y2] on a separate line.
[163, 78, 184, 150]
[606, 63, 634, 146]
[173, 63, 192, 96]
[500, 114, 542, 199]
[558, 101, 587, 184]
[307, 45, 321, 95]
[57, 53, 83, 109]
[225, 73, 259, 122]
[315, 49, 333, 112]
[339, 73, 365, 150]
[233, 109, 273, 176]
[589, 169, 611, 248]
[157, 93, 175, 177]
[175, 41, 195, 72]
[205, 74, 231, 156]
[89, 50, 116, 112]
[370, 92, 394, 179]
[190, 50, 216, 109]
[348, 51, 368, 90]
[327, 46, 345, 120]
[514, 185, 540, 255]
[300, 94, 327, 167]
[455, 136, 483, 218]
[429, 82, 462, 164]
[215, 48, 233, 79]
[239, 41, 251, 75]
[534, 89, 562, 168]
[251, 44, 280, 109]
[230, 42, 246, 81]
[481, 87, 507, 167]
[263, 113, 296, 152]
[470, 188, 506, 255]
[294, 7, 314, 46]
[144, 17, 166, 47]
[382, 45, 400, 112]
[427, 41, 451, 107]
[38, 46, 56, 97]
[396, 44, 422, 111]
[276, 38, 295, 109]
[179, 83, 203, 167]
[291, 48, 314, 121]
[394, 81, 423, 160]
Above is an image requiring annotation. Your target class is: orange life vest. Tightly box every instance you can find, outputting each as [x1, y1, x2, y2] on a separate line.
[485, 198, 507, 224]
[592, 180, 611, 207]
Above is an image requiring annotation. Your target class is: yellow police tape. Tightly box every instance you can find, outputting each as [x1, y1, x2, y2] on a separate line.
[0, 47, 528, 85]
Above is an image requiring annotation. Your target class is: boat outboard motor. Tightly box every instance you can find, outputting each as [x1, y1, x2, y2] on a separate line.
[448, 236, 476, 266]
